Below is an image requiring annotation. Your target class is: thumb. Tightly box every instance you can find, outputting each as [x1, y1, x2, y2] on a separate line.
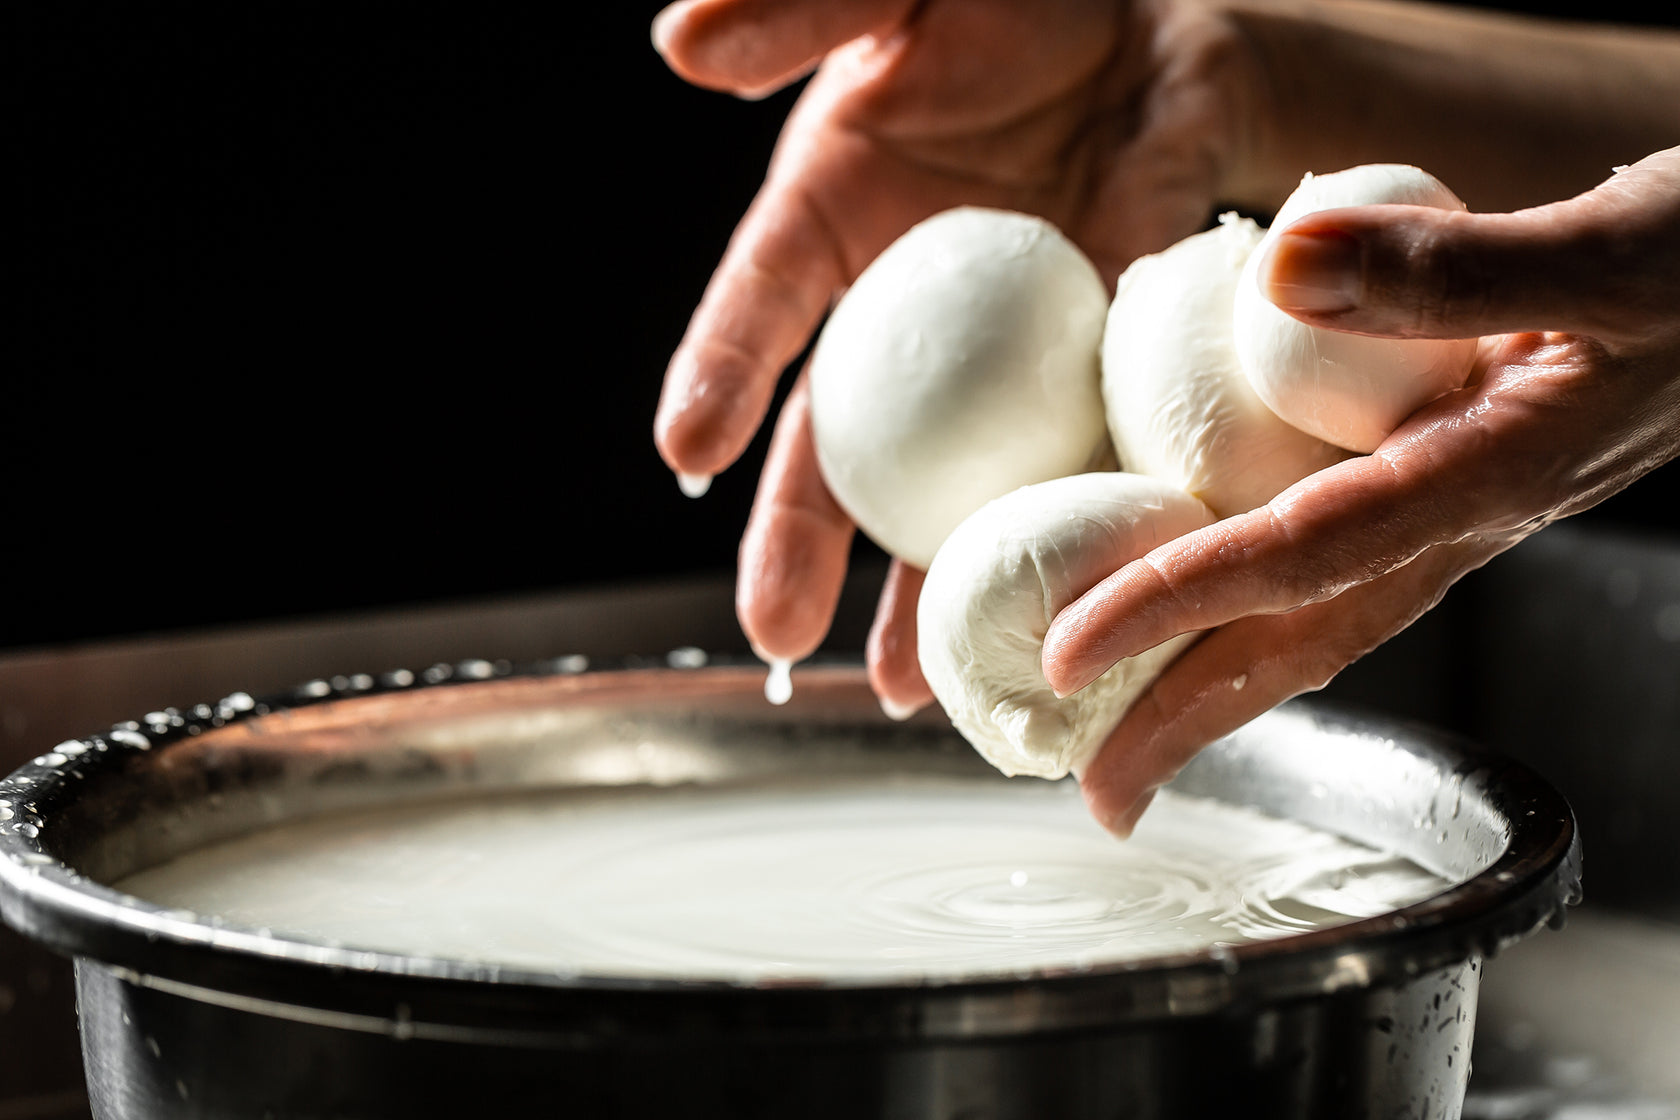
[653, 0, 915, 98]
[1258, 148, 1680, 344]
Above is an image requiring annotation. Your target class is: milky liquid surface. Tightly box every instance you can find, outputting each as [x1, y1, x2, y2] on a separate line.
[115, 778, 1450, 982]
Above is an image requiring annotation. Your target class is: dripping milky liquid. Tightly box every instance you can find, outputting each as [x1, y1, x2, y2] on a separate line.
[763, 658, 793, 706]
[114, 779, 1448, 982]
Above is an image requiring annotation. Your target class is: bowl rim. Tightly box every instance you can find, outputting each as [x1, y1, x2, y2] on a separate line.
[0, 655, 1582, 1044]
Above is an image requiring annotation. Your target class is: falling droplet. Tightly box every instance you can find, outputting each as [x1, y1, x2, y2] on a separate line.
[764, 659, 793, 706]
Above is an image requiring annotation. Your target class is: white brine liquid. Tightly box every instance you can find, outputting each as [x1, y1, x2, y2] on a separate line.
[116, 778, 1448, 982]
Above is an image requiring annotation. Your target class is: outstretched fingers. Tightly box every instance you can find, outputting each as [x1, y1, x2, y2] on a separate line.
[736, 376, 856, 663]
[655, 176, 847, 485]
[1041, 441, 1464, 697]
[866, 560, 934, 718]
[1078, 536, 1502, 833]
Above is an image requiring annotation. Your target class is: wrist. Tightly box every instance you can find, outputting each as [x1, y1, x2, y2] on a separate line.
[1198, 0, 1680, 214]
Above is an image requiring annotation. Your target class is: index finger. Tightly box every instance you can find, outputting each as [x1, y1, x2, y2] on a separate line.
[1040, 421, 1489, 697]
[1079, 532, 1504, 833]
[736, 374, 856, 663]
[654, 173, 845, 483]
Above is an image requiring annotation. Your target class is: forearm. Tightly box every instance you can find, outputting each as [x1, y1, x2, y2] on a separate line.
[1214, 0, 1680, 212]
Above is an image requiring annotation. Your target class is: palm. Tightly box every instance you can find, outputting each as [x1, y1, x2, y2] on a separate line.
[772, 0, 1236, 293]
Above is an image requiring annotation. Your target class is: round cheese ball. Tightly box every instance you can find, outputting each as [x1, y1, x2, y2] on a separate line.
[809, 207, 1112, 569]
[918, 472, 1216, 780]
[1103, 215, 1347, 518]
[1232, 165, 1479, 453]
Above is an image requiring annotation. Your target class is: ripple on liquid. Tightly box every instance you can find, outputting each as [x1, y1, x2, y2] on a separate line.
[114, 777, 1450, 982]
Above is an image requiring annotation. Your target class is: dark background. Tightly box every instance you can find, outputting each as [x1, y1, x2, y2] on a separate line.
[13, 2, 1677, 651]
[15, 4, 796, 649]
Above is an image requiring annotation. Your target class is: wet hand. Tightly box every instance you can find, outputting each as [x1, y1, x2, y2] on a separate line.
[1044, 147, 1680, 834]
[650, 0, 1259, 711]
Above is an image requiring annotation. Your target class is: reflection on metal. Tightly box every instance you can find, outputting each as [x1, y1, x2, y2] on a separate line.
[0, 659, 1580, 1118]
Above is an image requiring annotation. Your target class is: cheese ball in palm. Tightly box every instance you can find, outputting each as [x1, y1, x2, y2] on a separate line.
[1103, 214, 1348, 518]
[918, 472, 1216, 780]
[1232, 164, 1479, 453]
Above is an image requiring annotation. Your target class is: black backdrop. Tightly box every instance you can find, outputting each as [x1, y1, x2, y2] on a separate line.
[13, 3, 1676, 650]
[15, 5, 796, 648]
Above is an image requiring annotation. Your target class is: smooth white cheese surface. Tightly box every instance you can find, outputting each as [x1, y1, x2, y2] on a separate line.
[114, 778, 1448, 982]
[809, 207, 1112, 568]
[1232, 165, 1479, 452]
[918, 472, 1216, 780]
[1103, 215, 1347, 518]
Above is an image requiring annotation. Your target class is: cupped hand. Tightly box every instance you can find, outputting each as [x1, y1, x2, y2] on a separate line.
[1044, 147, 1680, 834]
[651, 0, 1260, 711]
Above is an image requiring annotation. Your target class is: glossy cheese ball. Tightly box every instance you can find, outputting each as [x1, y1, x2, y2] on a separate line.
[809, 208, 1112, 569]
[918, 472, 1215, 780]
[1103, 214, 1347, 518]
[1232, 165, 1479, 453]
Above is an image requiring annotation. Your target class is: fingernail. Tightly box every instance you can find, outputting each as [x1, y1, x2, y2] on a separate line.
[677, 471, 712, 499]
[1263, 229, 1362, 314]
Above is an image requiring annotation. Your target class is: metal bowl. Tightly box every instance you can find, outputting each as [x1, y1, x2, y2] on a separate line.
[0, 659, 1579, 1119]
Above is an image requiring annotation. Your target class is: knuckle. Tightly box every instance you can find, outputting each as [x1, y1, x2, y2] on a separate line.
[692, 334, 770, 388]
[1394, 214, 1491, 337]
[1254, 505, 1346, 605]
[1574, 222, 1680, 340]
[736, 253, 815, 322]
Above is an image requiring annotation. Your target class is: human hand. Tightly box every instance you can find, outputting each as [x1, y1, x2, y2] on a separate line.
[1043, 147, 1680, 834]
[650, 0, 1260, 711]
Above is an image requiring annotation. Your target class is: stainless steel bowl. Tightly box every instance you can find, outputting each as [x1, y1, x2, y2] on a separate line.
[0, 659, 1580, 1119]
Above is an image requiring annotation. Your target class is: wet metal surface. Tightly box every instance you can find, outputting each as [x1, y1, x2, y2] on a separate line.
[2, 525, 1678, 1116]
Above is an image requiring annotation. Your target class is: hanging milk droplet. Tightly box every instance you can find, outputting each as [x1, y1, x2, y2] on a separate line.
[764, 659, 793, 706]
[676, 472, 712, 499]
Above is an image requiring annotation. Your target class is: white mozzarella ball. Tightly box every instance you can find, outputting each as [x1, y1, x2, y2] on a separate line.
[809, 207, 1112, 569]
[1103, 215, 1348, 518]
[1232, 165, 1479, 453]
[918, 472, 1215, 780]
